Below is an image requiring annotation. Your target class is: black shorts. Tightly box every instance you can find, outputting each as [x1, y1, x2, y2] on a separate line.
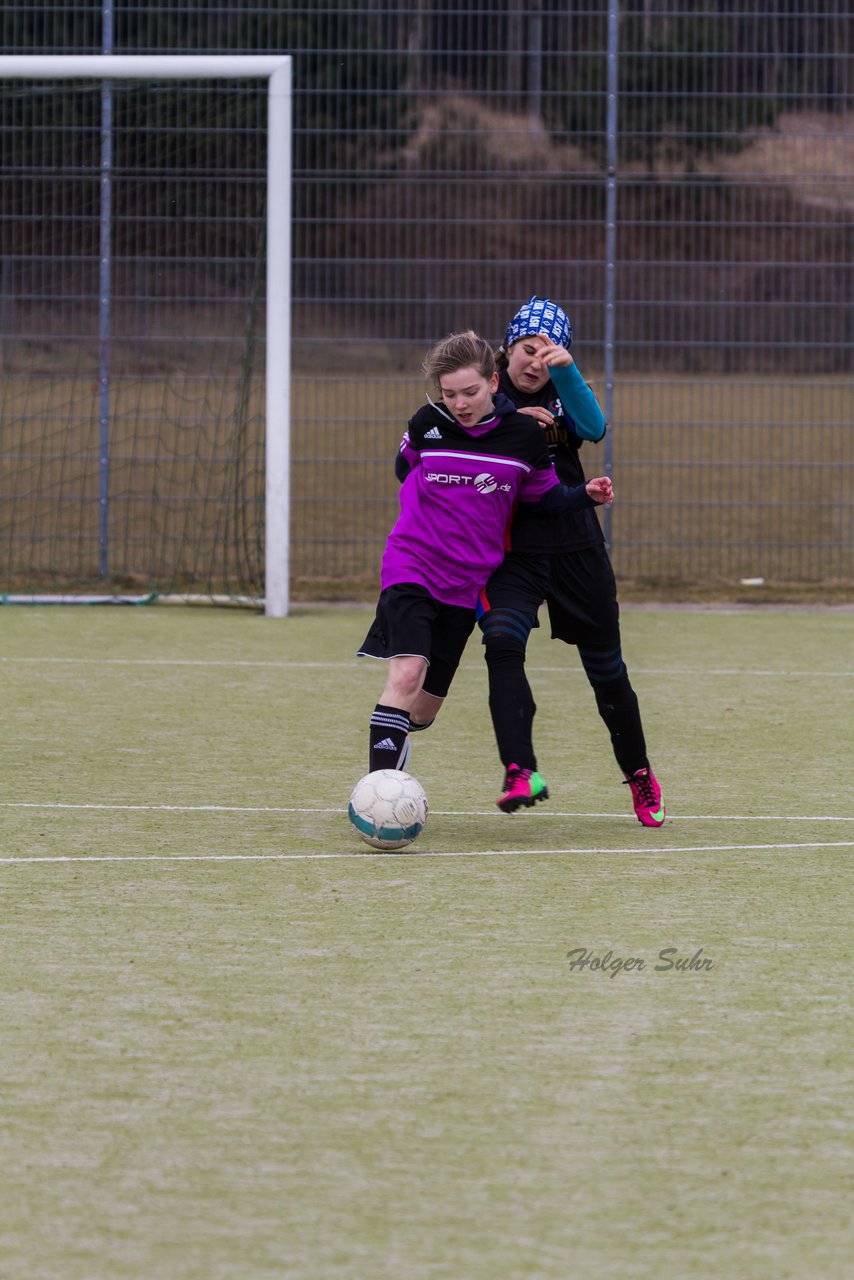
[481, 542, 621, 649]
[357, 582, 477, 699]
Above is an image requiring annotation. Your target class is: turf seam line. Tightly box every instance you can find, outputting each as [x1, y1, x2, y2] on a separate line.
[1, 801, 851, 822]
[2, 840, 854, 863]
[2, 657, 852, 677]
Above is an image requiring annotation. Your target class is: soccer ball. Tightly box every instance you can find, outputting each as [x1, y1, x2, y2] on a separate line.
[348, 769, 428, 852]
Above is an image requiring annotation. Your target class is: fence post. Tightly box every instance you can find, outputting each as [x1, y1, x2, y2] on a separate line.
[603, 0, 619, 552]
[98, 0, 114, 577]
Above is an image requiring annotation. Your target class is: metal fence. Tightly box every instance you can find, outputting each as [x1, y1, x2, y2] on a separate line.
[1, 3, 852, 599]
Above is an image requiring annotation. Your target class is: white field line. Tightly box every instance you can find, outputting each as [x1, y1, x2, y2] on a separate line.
[1, 841, 854, 864]
[1, 801, 852, 822]
[1, 657, 852, 677]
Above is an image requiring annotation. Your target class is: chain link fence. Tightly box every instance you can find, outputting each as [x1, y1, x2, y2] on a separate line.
[1, 3, 852, 600]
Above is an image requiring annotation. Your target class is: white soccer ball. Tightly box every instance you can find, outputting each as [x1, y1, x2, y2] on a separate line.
[348, 769, 428, 851]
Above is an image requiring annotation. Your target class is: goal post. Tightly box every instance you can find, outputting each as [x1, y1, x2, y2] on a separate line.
[0, 55, 292, 617]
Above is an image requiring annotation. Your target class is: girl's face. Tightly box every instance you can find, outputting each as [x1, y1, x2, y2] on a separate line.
[506, 334, 552, 393]
[438, 365, 499, 427]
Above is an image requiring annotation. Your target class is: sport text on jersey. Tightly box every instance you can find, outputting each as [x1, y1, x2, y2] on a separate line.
[424, 471, 512, 494]
[419, 448, 533, 495]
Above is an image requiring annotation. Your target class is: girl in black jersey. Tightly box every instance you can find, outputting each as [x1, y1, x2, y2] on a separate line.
[479, 296, 666, 826]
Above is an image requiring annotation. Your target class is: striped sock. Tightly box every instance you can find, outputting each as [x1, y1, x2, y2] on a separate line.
[369, 704, 411, 773]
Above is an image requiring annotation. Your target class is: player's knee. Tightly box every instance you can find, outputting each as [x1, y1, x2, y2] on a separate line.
[579, 644, 627, 687]
[479, 608, 534, 669]
[384, 656, 426, 704]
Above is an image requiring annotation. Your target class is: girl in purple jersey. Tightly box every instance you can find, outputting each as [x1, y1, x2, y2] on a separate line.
[357, 330, 613, 777]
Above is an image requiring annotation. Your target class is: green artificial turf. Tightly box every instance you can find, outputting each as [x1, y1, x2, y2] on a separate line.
[1, 604, 852, 1279]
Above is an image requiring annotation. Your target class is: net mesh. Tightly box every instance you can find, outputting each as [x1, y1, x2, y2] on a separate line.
[0, 77, 267, 600]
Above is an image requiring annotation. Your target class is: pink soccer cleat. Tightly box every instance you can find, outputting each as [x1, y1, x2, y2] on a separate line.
[623, 765, 666, 827]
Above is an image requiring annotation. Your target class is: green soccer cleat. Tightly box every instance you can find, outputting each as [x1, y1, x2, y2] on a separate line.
[496, 764, 550, 814]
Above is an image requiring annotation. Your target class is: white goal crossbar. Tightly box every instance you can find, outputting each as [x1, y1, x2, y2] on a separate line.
[0, 55, 293, 617]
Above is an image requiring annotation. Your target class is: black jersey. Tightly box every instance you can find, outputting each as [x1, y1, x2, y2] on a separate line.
[500, 368, 606, 554]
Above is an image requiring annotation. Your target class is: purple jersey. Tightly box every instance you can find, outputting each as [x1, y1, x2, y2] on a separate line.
[382, 395, 562, 607]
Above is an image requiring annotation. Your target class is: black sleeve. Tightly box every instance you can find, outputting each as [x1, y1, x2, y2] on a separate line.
[526, 482, 597, 517]
[394, 451, 412, 483]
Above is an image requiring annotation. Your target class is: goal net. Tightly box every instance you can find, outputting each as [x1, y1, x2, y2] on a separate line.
[0, 56, 291, 614]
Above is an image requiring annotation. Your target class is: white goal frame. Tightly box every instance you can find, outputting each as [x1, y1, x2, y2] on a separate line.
[0, 55, 293, 617]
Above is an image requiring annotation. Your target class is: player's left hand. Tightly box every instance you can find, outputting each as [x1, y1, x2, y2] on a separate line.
[517, 405, 555, 427]
[586, 476, 614, 505]
[536, 339, 574, 369]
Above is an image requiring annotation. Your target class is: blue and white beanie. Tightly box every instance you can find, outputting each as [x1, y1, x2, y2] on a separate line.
[504, 295, 572, 352]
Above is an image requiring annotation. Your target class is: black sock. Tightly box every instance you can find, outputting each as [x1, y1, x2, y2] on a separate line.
[369, 704, 411, 772]
[485, 644, 537, 772]
[591, 673, 648, 776]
